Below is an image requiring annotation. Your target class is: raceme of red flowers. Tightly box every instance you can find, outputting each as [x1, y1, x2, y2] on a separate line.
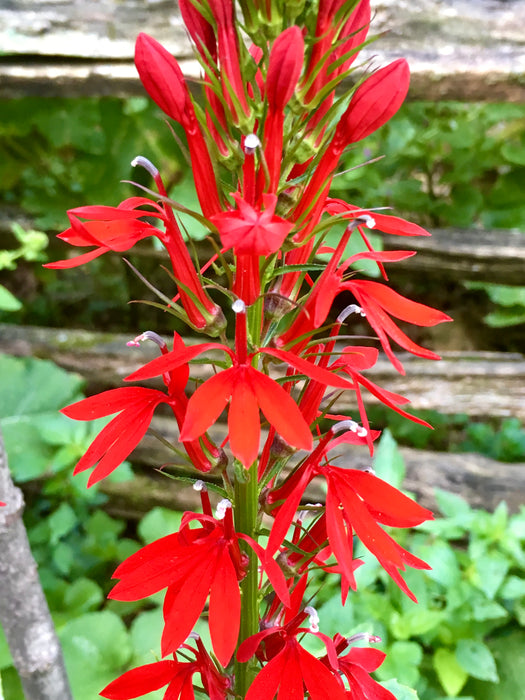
[46, 1, 453, 697]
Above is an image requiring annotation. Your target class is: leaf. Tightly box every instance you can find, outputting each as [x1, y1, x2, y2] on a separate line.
[470, 551, 510, 599]
[434, 489, 471, 519]
[373, 428, 405, 488]
[137, 507, 183, 545]
[433, 647, 469, 696]
[59, 611, 132, 700]
[455, 639, 499, 682]
[0, 285, 22, 311]
[390, 608, 443, 639]
[129, 608, 164, 666]
[63, 578, 104, 614]
[0, 355, 85, 481]
[380, 678, 421, 700]
[465, 630, 525, 699]
[48, 503, 78, 546]
[374, 641, 422, 687]
[416, 540, 461, 588]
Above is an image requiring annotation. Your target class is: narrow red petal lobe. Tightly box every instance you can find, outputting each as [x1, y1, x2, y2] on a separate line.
[180, 369, 234, 442]
[250, 369, 312, 451]
[100, 661, 177, 699]
[208, 549, 241, 665]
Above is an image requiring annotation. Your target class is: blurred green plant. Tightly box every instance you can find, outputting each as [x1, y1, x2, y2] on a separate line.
[0, 98, 196, 230]
[0, 355, 153, 700]
[305, 433, 525, 700]
[366, 407, 525, 463]
[336, 102, 525, 230]
[0, 223, 47, 311]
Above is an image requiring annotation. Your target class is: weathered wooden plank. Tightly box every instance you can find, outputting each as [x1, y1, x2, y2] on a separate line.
[1, 0, 525, 100]
[100, 434, 525, 517]
[1, 324, 524, 420]
[383, 228, 525, 286]
[2, 206, 524, 285]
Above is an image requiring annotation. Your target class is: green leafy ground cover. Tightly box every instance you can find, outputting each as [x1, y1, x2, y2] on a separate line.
[0, 357, 524, 699]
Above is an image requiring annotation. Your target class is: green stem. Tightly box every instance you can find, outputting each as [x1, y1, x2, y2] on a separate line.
[233, 461, 259, 697]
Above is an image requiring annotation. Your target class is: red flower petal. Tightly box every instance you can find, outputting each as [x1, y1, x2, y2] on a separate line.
[100, 660, 178, 699]
[250, 369, 312, 452]
[180, 369, 235, 442]
[228, 370, 261, 466]
[208, 548, 241, 665]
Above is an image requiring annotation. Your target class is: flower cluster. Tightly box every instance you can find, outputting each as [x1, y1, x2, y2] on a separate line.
[49, 1, 452, 697]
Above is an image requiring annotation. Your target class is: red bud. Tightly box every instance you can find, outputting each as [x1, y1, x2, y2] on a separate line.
[266, 26, 305, 112]
[336, 58, 410, 147]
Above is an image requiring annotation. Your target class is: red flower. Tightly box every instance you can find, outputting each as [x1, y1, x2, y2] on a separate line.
[61, 334, 218, 485]
[109, 504, 289, 665]
[126, 304, 355, 466]
[100, 636, 230, 700]
[211, 193, 293, 256]
[61, 387, 172, 487]
[44, 200, 165, 269]
[237, 607, 347, 700]
[207, 0, 250, 120]
[335, 58, 410, 147]
[341, 279, 452, 373]
[262, 26, 305, 193]
[322, 635, 396, 700]
[267, 433, 433, 601]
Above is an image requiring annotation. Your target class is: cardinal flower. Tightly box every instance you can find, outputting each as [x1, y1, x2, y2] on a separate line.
[237, 605, 347, 700]
[134, 33, 222, 218]
[266, 431, 433, 600]
[109, 502, 289, 665]
[61, 333, 218, 485]
[44, 199, 166, 269]
[125, 301, 355, 466]
[211, 192, 293, 256]
[321, 635, 397, 700]
[100, 635, 230, 700]
[341, 279, 452, 373]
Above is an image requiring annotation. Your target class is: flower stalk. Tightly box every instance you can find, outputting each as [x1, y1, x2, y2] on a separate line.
[45, 2, 452, 698]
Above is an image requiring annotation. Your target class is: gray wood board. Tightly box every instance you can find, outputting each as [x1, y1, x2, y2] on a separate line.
[1, 0, 525, 99]
[1, 324, 524, 420]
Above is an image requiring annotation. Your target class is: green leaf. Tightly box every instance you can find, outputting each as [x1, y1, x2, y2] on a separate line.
[466, 630, 525, 699]
[0, 628, 13, 671]
[129, 608, 164, 666]
[138, 507, 183, 545]
[417, 540, 461, 588]
[500, 575, 525, 599]
[375, 641, 422, 687]
[380, 678, 420, 700]
[63, 578, 104, 614]
[0, 355, 85, 481]
[0, 285, 22, 311]
[373, 429, 405, 488]
[52, 542, 75, 575]
[433, 647, 469, 696]
[470, 551, 510, 599]
[48, 503, 78, 545]
[434, 489, 471, 519]
[390, 608, 443, 639]
[455, 639, 499, 682]
[59, 611, 132, 700]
